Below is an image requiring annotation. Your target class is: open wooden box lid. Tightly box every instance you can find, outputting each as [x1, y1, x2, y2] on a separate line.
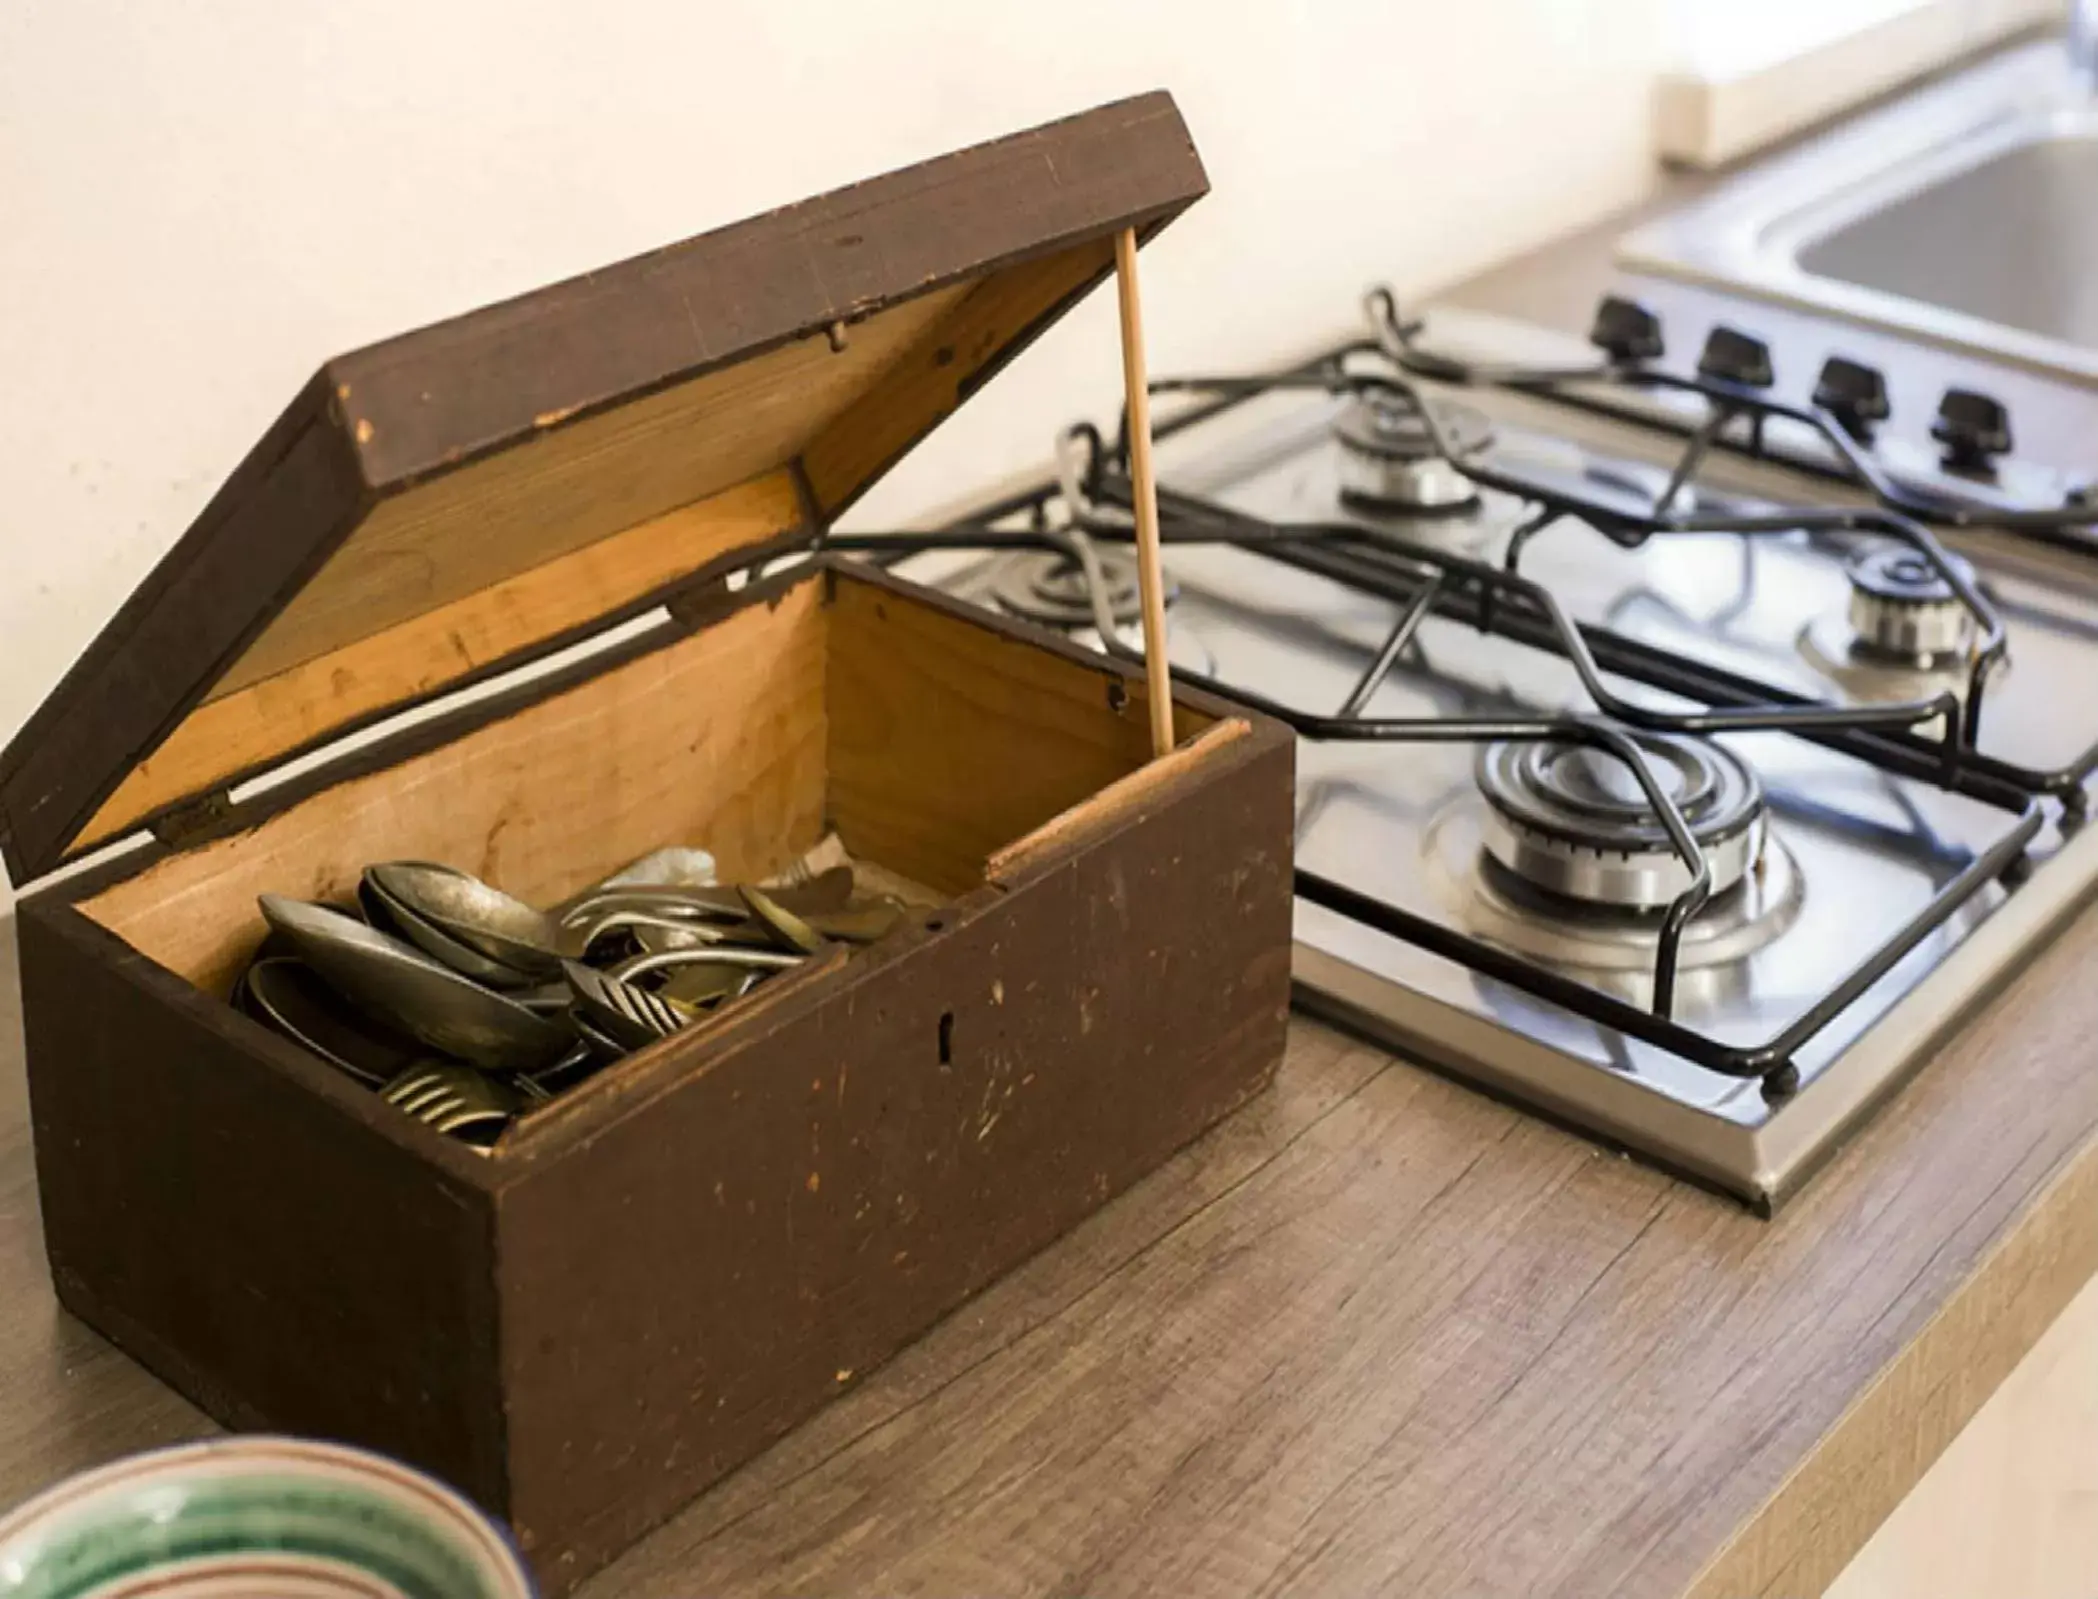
[0, 94, 1208, 885]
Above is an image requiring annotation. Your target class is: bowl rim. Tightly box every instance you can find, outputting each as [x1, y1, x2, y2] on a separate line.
[0, 1436, 534, 1597]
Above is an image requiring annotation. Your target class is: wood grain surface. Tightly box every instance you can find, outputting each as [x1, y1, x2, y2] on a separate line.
[988, 718, 1252, 883]
[219, 285, 965, 698]
[3, 871, 2095, 1595]
[825, 575, 1212, 893]
[74, 470, 809, 854]
[578, 905, 2098, 1599]
[75, 580, 832, 996]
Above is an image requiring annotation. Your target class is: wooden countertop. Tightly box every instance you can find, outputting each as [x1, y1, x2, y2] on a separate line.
[3, 205, 2097, 1597]
[3, 869, 2096, 1596]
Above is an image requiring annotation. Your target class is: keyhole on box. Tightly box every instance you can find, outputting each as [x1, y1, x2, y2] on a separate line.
[937, 1011, 954, 1066]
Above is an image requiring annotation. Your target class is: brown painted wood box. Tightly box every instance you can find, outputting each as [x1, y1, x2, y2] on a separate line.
[0, 95, 1294, 1592]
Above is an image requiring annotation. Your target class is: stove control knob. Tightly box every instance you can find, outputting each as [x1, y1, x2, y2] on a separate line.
[1812, 356, 1890, 440]
[1589, 296, 1664, 362]
[1932, 388, 2013, 473]
[1696, 325, 1775, 389]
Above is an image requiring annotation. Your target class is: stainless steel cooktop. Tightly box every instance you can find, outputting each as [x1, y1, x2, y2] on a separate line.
[884, 298, 2098, 1210]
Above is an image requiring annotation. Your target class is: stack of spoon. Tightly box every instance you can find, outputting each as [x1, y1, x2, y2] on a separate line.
[233, 840, 912, 1150]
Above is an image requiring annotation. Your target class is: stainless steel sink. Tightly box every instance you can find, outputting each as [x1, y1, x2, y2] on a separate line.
[1622, 43, 2098, 385]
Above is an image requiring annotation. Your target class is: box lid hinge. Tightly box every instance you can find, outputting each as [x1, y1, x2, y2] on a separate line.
[148, 789, 237, 851]
[664, 525, 828, 634]
[664, 574, 748, 633]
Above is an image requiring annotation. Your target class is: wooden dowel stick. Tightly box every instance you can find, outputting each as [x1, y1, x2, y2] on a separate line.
[1113, 226, 1176, 761]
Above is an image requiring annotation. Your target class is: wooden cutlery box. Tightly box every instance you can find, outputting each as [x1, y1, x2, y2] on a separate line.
[0, 95, 1294, 1592]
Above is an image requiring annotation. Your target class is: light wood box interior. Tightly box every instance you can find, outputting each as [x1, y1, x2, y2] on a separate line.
[72, 240, 1118, 857]
[77, 571, 1214, 1008]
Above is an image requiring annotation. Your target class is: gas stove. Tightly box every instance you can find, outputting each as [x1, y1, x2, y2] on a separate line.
[867, 292, 2098, 1210]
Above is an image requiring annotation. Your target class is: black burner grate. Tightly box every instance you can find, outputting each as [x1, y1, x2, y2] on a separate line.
[811, 303, 2092, 1097]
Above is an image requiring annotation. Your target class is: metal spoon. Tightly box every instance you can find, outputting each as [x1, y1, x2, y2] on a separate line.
[236, 956, 415, 1088]
[366, 862, 565, 978]
[259, 896, 572, 1074]
[376, 863, 748, 965]
[359, 872, 541, 990]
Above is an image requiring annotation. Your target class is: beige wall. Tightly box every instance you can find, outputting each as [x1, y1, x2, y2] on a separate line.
[0, 0, 1670, 904]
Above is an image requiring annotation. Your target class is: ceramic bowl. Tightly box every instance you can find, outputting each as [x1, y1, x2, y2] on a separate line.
[0, 1436, 534, 1598]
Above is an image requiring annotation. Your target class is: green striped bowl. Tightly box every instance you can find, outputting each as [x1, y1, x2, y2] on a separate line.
[0, 1438, 534, 1598]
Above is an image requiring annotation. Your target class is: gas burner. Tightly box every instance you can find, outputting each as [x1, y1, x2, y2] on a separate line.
[1473, 733, 1767, 909]
[1332, 394, 1494, 513]
[985, 547, 1171, 631]
[1844, 546, 1975, 662]
[1427, 800, 1802, 995]
[1798, 546, 1994, 699]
